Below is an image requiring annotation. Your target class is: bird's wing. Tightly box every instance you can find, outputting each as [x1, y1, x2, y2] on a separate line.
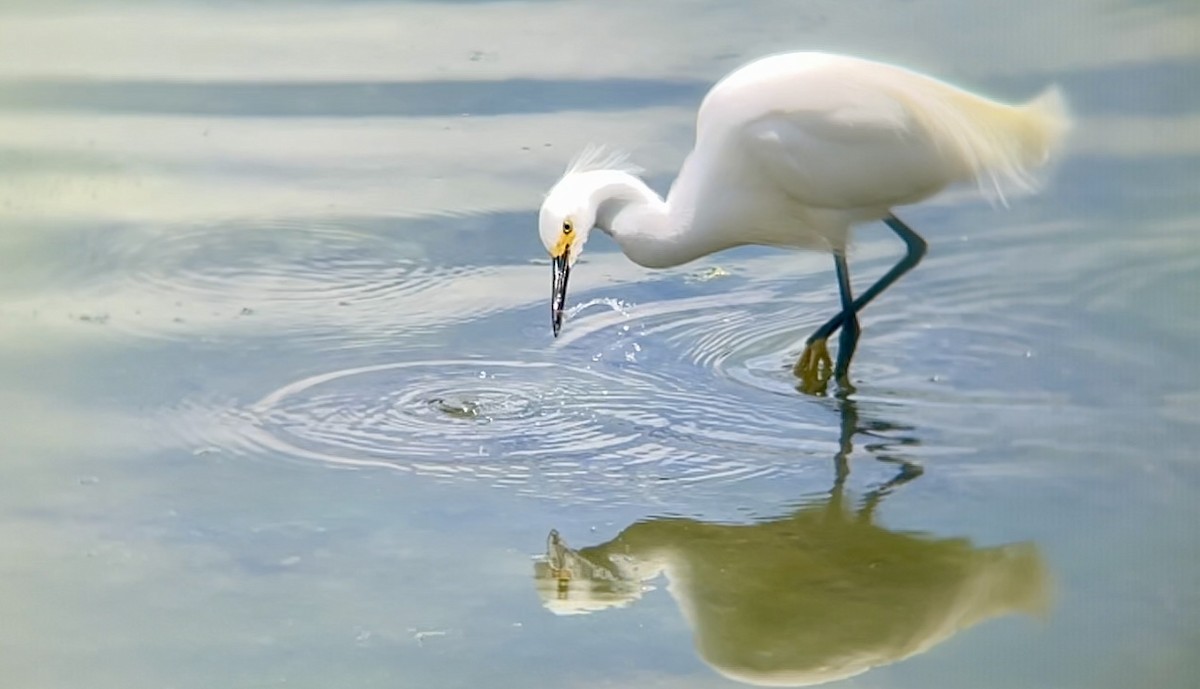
[701, 53, 1063, 211]
[737, 84, 964, 210]
[739, 97, 955, 211]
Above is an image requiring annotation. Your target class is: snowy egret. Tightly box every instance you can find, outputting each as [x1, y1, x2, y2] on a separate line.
[539, 51, 1069, 394]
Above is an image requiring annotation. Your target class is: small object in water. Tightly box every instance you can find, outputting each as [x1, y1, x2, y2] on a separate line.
[428, 396, 482, 419]
[412, 629, 448, 646]
[686, 266, 731, 283]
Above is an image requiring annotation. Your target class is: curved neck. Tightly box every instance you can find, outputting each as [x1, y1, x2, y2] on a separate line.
[582, 170, 697, 269]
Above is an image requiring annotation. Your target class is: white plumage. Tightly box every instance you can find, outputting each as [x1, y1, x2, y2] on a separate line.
[539, 51, 1069, 393]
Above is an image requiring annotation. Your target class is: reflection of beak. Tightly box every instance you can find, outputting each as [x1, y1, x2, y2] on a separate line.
[551, 253, 570, 337]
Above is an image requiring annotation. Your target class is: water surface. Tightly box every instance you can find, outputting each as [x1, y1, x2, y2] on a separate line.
[1, 1, 1198, 687]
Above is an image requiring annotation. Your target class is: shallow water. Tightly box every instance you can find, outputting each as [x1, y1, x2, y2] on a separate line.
[2, 1, 1199, 687]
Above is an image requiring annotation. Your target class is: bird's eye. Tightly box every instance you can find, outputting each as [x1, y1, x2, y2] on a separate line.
[562, 219, 573, 234]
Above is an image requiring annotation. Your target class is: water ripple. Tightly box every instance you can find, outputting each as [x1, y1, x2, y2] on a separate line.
[46, 219, 511, 345]
[195, 251, 1069, 492]
[186, 354, 847, 501]
[168, 222, 1113, 497]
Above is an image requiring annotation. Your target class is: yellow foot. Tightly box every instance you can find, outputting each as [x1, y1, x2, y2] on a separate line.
[794, 338, 833, 395]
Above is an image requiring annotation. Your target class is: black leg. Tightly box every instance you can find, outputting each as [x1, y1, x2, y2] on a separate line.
[807, 213, 928, 344]
[833, 251, 859, 380]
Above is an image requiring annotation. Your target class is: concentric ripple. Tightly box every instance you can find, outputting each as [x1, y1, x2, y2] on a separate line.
[211, 355, 850, 500]
[208, 248, 1040, 497]
[556, 287, 817, 398]
[56, 219, 505, 345]
[245, 360, 636, 465]
[188, 237, 1078, 498]
[552, 248, 1075, 409]
[108, 220, 418, 306]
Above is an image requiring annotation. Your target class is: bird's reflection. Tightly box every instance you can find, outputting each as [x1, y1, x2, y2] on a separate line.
[533, 399, 1050, 687]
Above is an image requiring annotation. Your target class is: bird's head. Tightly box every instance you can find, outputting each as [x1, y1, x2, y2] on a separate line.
[539, 176, 596, 337]
[538, 145, 643, 336]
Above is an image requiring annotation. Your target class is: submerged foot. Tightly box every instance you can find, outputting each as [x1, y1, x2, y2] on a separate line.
[794, 338, 833, 395]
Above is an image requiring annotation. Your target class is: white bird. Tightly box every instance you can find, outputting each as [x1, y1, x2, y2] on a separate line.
[539, 51, 1069, 394]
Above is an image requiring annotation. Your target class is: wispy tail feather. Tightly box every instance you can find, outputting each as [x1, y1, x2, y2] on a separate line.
[905, 76, 1072, 205]
[972, 84, 1072, 204]
[1019, 85, 1071, 166]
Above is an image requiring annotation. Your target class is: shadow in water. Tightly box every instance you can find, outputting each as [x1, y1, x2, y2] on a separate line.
[827, 395, 924, 494]
[532, 399, 1050, 687]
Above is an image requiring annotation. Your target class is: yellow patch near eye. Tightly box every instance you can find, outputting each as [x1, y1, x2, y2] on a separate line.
[550, 231, 572, 258]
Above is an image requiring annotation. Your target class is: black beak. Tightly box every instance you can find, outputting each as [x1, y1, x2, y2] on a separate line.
[551, 253, 570, 337]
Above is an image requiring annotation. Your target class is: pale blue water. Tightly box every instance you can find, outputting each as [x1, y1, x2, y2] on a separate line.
[1, 1, 1198, 687]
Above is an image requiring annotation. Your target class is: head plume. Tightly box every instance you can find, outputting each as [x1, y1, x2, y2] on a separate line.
[539, 145, 643, 265]
[565, 144, 644, 177]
